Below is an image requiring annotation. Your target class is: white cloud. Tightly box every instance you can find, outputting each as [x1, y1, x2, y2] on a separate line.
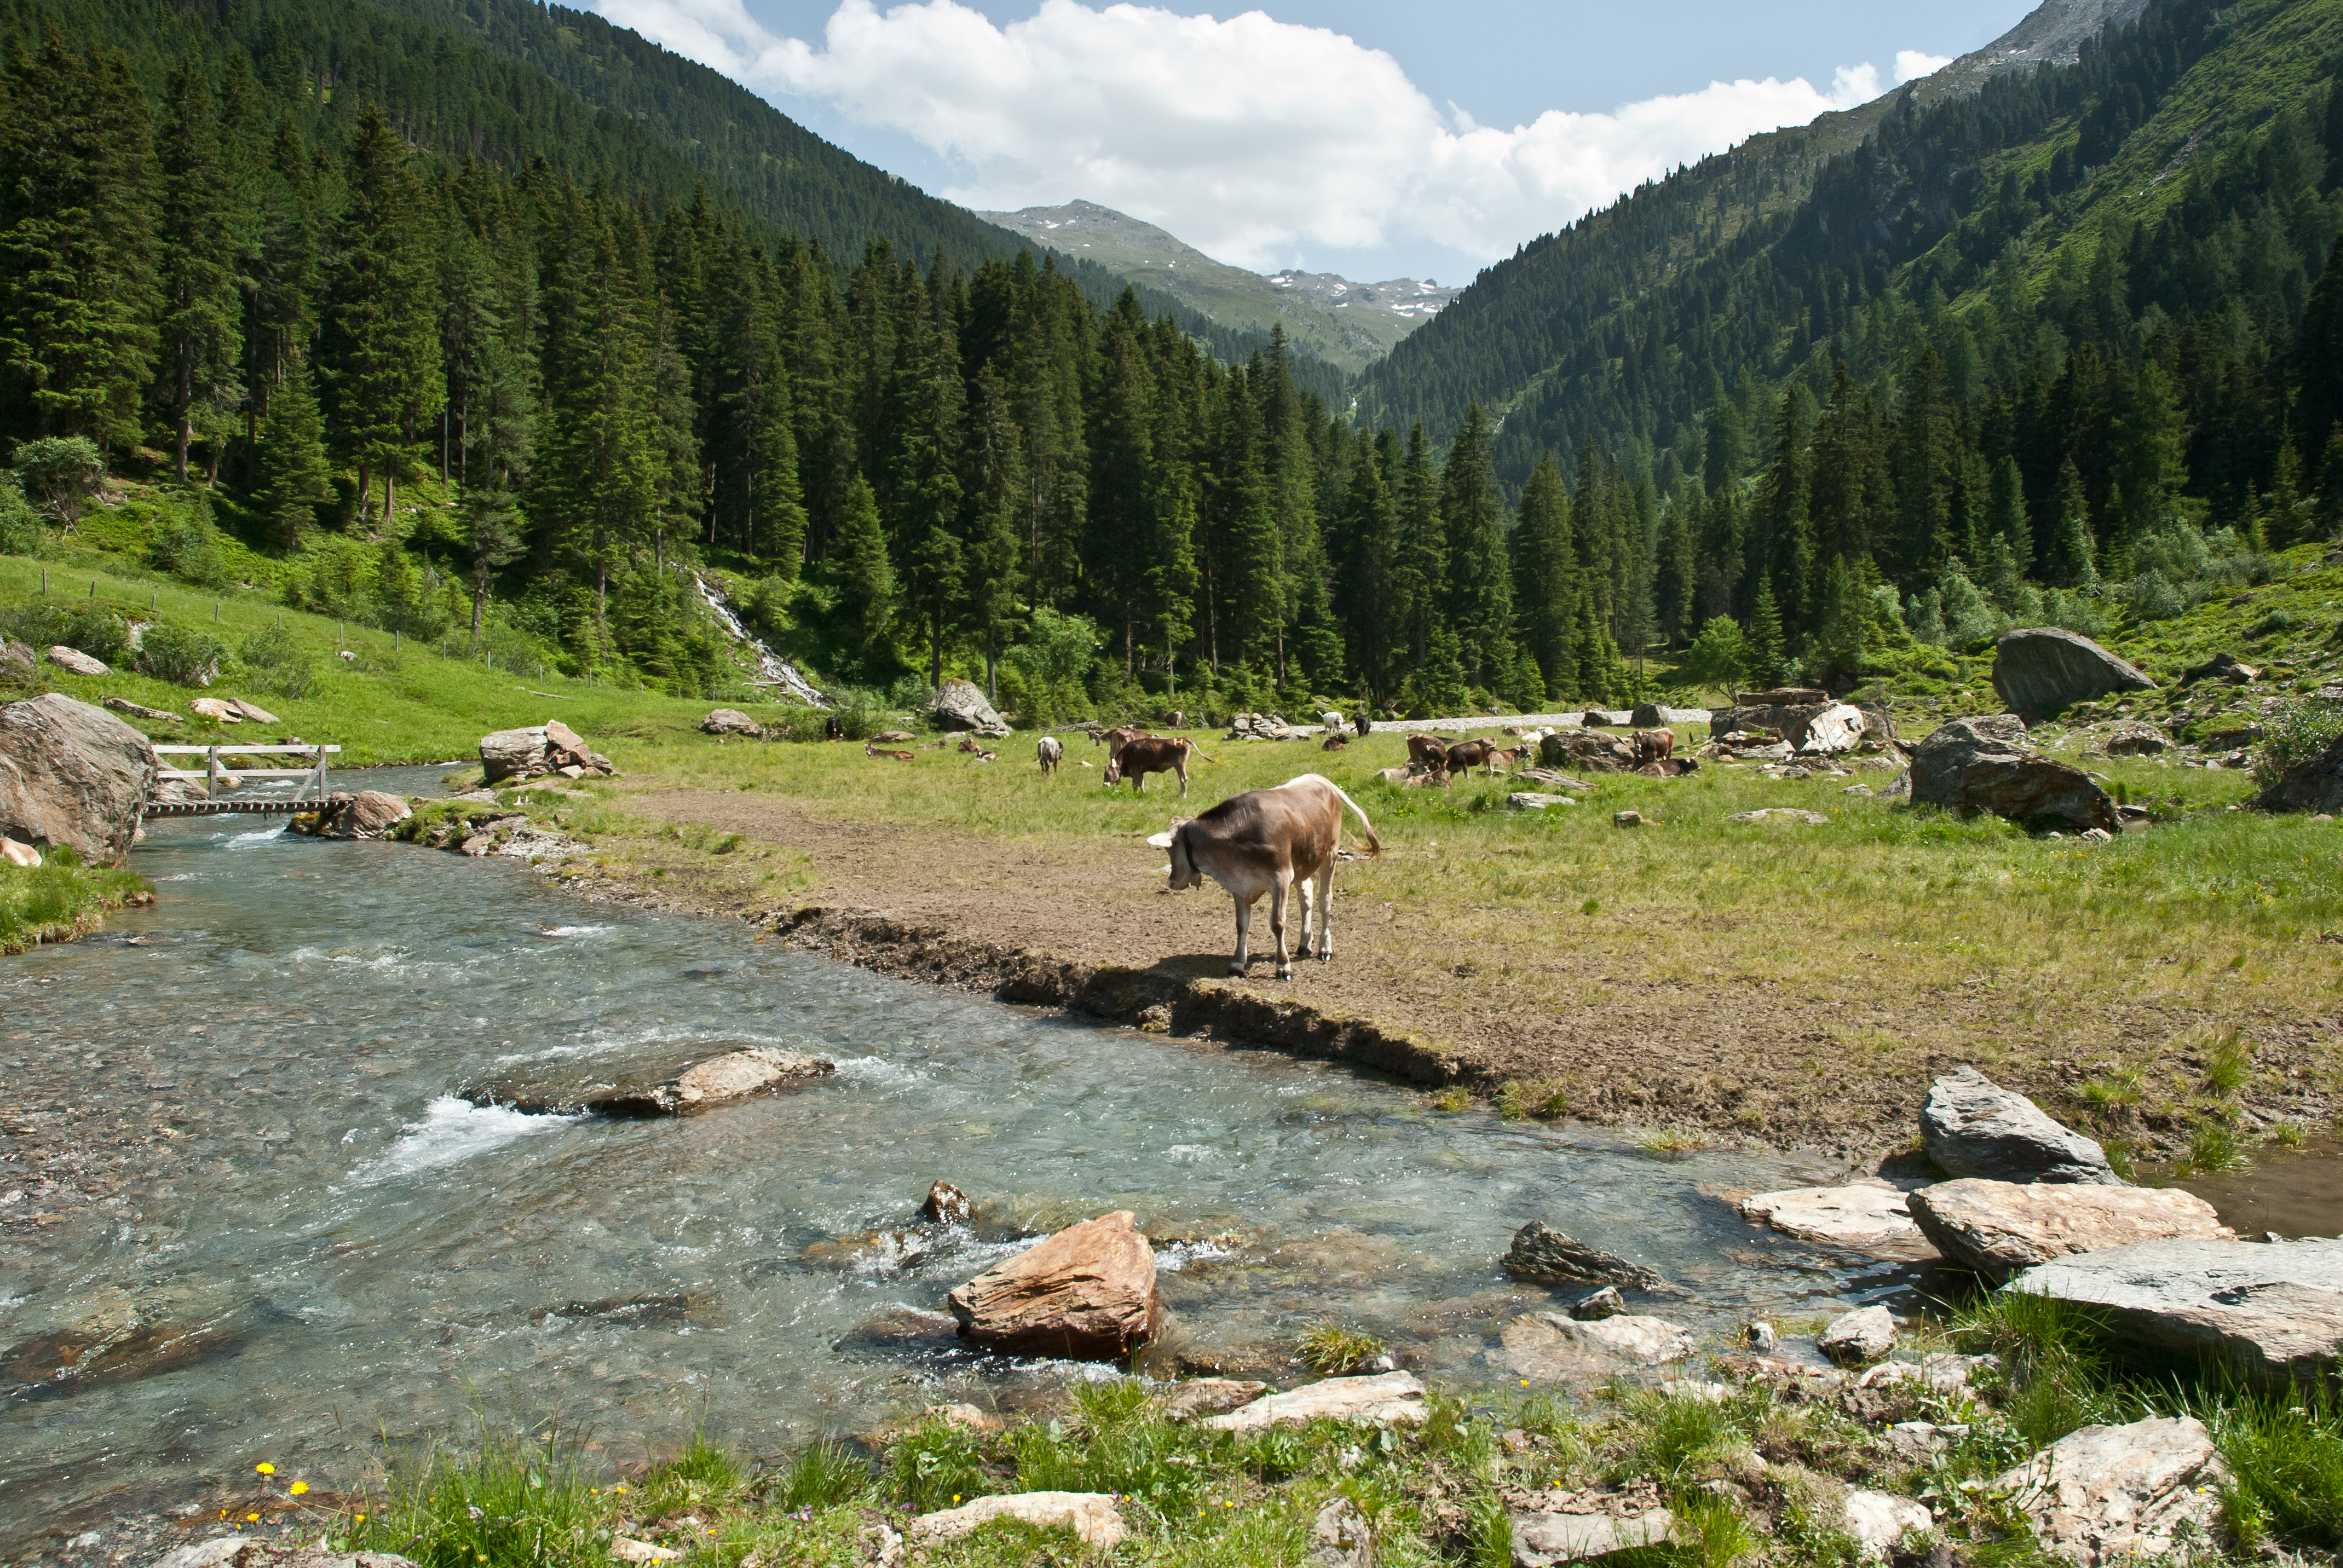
[1895, 48, 1955, 84]
[594, 0, 1912, 269]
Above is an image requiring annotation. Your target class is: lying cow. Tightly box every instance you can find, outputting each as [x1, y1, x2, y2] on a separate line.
[1037, 736, 1064, 774]
[1406, 734, 1449, 771]
[1147, 773, 1381, 979]
[1104, 735, 1205, 795]
[863, 743, 915, 761]
[1633, 728, 1675, 765]
[1443, 737, 1522, 777]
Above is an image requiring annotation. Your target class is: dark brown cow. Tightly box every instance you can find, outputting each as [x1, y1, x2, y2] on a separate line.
[1633, 728, 1675, 765]
[1406, 734, 1449, 771]
[1104, 735, 1205, 795]
[1443, 738, 1518, 777]
[1148, 773, 1381, 978]
[1320, 734, 1348, 751]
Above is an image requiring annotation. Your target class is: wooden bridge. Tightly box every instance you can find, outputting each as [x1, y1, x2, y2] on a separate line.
[142, 745, 342, 817]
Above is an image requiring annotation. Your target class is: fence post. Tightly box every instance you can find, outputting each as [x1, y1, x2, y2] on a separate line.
[316, 746, 327, 800]
[206, 746, 220, 802]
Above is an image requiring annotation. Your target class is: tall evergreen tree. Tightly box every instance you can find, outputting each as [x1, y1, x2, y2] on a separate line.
[321, 104, 441, 521]
[1512, 452, 1575, 699]
[154, 58, 243, 484]
[251, 353, 331, 547]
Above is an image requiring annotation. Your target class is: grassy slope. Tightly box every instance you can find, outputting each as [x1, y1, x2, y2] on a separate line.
[0, 852, 149, 953]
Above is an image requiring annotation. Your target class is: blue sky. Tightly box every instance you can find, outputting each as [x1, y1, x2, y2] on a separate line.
[595, 0, 2039, 282]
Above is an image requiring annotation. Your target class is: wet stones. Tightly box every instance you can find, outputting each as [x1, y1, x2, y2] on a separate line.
[1817, 1305, 1898, 1365]
[309, 790, 411, 840]
[1907, 1179, 2234, 1282]
[466, 1046, 834, 1118]
[1161, 1377, 1269, 1420]
[946, 1210, 1161, 1360]
[1499, 1221, 1662, 1290]
[1738, 1184, 1919, 1251]
[922, 1180, 973, 1225]
[1921, 1067, 2119, 1185]
[0, 692, 157, 866]
[1502, 1312, 1695, 1377]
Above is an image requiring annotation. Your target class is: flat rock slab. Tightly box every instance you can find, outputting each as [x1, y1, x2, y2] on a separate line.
[911, 1491, 1126, 1550]
[1200, 1371, 1429, 1432]
[1502, 1312, 1694, 1379]
[948, 1210, 1159, 1360]
[1728, 808, 1827, 825]
[1921, 1066, 2117, 1185]
[1162, 1377, 1268, 1420]
[465, 1046, 834, 1117]
[1501, 1221, 1662, 1289]
[1993, 628, 2156, 722]
[1843, 1490, 1932, 1557]
[1908, 1179, 2233, 1282]
[1509, 792, 1579, 811]
[1510, 1506, 1679, 1566]
[1738, 1184, 1919, 1250]
[156, 1544, 421, 1568]
[2009, 1237, 2343, 1385]
[1992, 1415, 2227, 1566]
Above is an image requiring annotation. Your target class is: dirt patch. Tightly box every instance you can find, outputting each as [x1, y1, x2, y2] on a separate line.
[551, 786, 2334, 1166]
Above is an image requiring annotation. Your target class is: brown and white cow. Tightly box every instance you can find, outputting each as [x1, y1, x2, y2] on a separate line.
[1147, 773, 1381, 979]
[1104, 734, 1205, 795]
[1405, 733, 1450, 772]
[1633, 728, 1675, 766]
[1037, 735, 1064, 774]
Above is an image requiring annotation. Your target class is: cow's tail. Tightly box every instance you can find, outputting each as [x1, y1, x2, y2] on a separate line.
[1328, 780, 1381, 858]
[1184, 740, 1221, 765]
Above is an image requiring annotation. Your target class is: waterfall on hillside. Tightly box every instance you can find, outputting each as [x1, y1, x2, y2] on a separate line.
[692, 572, 827, 708]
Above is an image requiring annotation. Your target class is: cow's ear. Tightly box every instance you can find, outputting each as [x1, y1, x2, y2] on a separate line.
[1145, 831, 1176, 849]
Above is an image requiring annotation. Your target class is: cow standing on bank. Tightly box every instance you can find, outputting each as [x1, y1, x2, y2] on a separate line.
[1147, 774, 1380, 979]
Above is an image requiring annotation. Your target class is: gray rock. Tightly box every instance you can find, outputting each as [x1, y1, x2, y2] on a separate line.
[2255, 728, 2343, 815]
[46, 644, 107, 676]
[1738, 1184, 1918, 1250]
[1306, 1496, 1374, 1568]
[315, 789, 412, 840]
[931, 677, 1009, 734]
[470, 1046, 834, 1117]
[1921, 1067, 2118, 1185]
[0, 692, 157, 866]
[1501, 1221, 1662, 1289]
[1570, 1286, 1626, 1320]
[1509, 792, 1579, 811]
[103, 694, 179, 722]
[156, 1543, 421, 1568]
[479, 725, 552, 783]
[1991, 1415, 2228, 1566]
[1611, 810, 1642, 828]
[2102, 723, 2168, 757]
[1715, 699, 1866, 753]
[1908, 1180, 2233, 1282]
[1200, 1371, 1428, 1431]
[1503, 1312, 1696, 1376]
[1842, 1490, 1932, 1558]
[1728, 808, 1827, 825]
[1510, 1506, 1679, 1566]
[2008, 1238, 2343, 1386]
[701, 707, 762, 736]
[1912, 716, 2117, 834]
[1817, 1304, 1897, 1365]
[0, 636, 32, 679]
[1541, 730, 1637, 772]
[1993, 629, 2157, 722]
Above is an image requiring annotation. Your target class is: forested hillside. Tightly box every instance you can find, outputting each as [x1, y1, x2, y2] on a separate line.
[1, 0, 2338, 727]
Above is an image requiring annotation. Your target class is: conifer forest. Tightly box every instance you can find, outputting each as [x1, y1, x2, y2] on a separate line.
[2, 0, 2341, 720]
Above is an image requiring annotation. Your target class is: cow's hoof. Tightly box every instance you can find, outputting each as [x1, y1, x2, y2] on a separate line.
[1316, 951, 1333, 963]
[1274, 968, 1293, 981]
[1226, 963, 1247, 978]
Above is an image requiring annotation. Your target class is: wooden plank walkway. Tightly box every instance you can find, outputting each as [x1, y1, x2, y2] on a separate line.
[141, 799, 318, 817]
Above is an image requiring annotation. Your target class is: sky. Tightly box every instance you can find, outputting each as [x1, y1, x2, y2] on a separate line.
[587, 0, 2039, 284]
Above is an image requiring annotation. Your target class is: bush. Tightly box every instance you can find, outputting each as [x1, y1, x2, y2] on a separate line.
[11, 436, 103, 526]
[137, 622, 226, 687]
[0, 472, 39, 555]
[2256, 696, 2343, 789]
[149, 505, 232, 589]
[237, 624, 321, 700]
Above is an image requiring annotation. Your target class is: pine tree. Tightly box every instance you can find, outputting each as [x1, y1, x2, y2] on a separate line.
[1333, 430, 1399, 702]
[1746, 580, 1786, 689]
[833, 472, 895, 661]
[2042, 458, 2100, 588]
[1440, 402, 1516, 687]
[1987, 455, 2032, 577]
[1512, 452, 1575, 699]
[1392, 423, 1443, 669]
[322, 104, 441, 522]
[155, 58, 244, 485]
[251, 354, 332, 548]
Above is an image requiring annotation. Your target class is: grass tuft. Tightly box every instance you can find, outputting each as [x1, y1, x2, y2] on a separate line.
[1299, 1321, 1389, 1376]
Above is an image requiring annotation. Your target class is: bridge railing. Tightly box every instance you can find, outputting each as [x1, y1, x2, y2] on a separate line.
[151, 744, 342, 803]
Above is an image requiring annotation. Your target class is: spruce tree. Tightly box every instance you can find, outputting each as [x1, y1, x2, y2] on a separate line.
[322, 104, 441, 521]
[1511, 452, 1575, 699]
[1987, 455, 2032, 576]
[251, 355, 332, 547]
[1392, 423, 1443, 669]
[833, 472, 895, 662]
[155, 58, 244, 485]
[1440, 402, 1516, 687]
[1746, 581, 1786, 689]
[2041, 459, 2100, 588]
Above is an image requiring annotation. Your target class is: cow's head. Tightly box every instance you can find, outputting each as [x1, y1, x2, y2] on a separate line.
[1103, 753, 1122, 785]
[1145, 818, 1199, 889]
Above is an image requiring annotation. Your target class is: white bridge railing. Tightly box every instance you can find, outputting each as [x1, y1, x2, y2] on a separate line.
[151, 744, 342, 803]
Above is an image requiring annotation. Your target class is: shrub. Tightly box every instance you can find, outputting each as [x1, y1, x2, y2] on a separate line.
[149, 506, 232, 589]
[11, 436, 103, 527]
[137, 622, 226, 687]
[0, 472, 39, 555]
[237, 624, 321, 700]
[2255, 696, 2343, 789]
[2128, 568, 2186, 622]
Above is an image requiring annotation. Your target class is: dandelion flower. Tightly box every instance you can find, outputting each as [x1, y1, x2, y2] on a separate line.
[256, 1463, 275, 1475]
[355, 1514, 367, 1524]
[247, 1514, 261, 1523]
[290, 1483, 309, 1497]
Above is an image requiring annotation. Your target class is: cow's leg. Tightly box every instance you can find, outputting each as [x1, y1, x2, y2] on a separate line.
[1291, 875, 1314, 960]
[1230, 897, 1253, 976]
[1313, 860, 1335, 960]
[1269, 877, 1293, 980]
[1176, 760, 1189, 798]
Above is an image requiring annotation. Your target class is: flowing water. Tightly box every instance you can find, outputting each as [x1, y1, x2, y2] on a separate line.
[0, 774, 1939, 1536]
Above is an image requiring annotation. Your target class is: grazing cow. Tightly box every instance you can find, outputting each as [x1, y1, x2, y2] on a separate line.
[1097, 724, 1148, 759]
[1104, 735, 1206, 795]
[1147, 773, 1381, 979]
[1168, 710, 1185, 729]
[1633, 728, 1675, 766]
[1037, 736, 1064, 774]
[864, 743, 916, 761]
[1406, 734, 1450, 772]
[1443, 737, 1516, 777]
[1320, 710, 1346, 733]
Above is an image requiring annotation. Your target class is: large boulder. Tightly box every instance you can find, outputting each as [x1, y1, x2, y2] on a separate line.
[468, 1046, 835, 1117]
[1501, 1221, 1662, 1289]
[1991, 1416, 2228, 1566]
[46, 644, 107, 676]
[946, 1210, 1159, 1359]
[931, 677, 1009, 734]
[2254, 729, 2343, 814]
[1992, 629, 2157, 722]
[1199, 1371, 1429, 1432]
[1908, 1180, 2233, 1282]
[0, 693, 157, 866]
[315, 789, 413, 840]
[1715, 699, 1866, 754]
[2008, 1238, 2343, 1386]
[1911, 716, 2117, 834]
[479, 725, 551, 783]
[1921, 1067, 2118, 1185]
[1629, 702, 1709, 728]
[1538, 730, 1637, 773]
[702, 708, 761, 736]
